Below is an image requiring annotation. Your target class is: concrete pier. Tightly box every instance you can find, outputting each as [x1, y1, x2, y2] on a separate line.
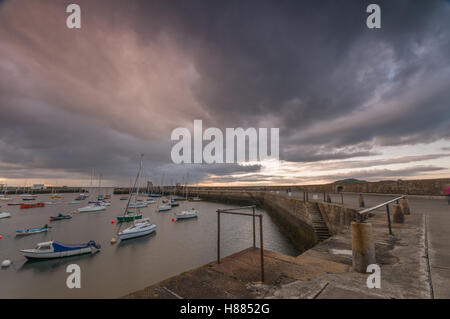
[124, 208, 431, 299]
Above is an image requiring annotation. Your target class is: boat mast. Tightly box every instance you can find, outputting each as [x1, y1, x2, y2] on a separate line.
[117, 154, 144, 234]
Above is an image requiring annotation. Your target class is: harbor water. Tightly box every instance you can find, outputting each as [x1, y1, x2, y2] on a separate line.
[0, 191, 298, 298]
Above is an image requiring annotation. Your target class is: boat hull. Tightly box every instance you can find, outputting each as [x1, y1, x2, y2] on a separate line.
[77, 205, 106, 213]
[21, 247, 94, 259]
[15, 228, 49, 236]
[0, 212, 11, 219]
[118, 224, 156, 240]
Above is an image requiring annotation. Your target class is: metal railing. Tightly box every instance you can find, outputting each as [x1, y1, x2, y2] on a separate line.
[217, 205, 264, 282]
[357, 195, 405, 235]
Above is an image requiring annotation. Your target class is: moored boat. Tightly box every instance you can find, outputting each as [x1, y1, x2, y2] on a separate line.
[157, 204, 172, 212]
[20, 240, 101, 259]
[49, 213, 72, 221]
[170, 199, 179, 207]
[77, 204, 106, 213]
[128, 201, 148, 208]
[189, 196, 203, 202]
[16, 225, 49, 236]
[20, 202, 45, 209]
[175, 209, 198, 220]
[0, 212, 11, 219]
[117, 218, 156, 240]
[117, 212, 143, 223]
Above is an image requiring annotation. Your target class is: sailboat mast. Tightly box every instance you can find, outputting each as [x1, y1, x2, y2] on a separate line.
[118, 154, 144, 233]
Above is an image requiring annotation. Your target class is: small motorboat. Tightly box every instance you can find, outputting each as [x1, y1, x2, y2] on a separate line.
[0, 212, 11, 219]
[149, 193, 162, 198]
[44, 201, 58, 205]
[145, 198, 155, 204]
[7, 203, 23, 206]
[170, 199, 179, 207]
[49, 213, 72, 221]
[128, 201, 148, 208]
[176, 209, 198, 220]
[117, 218, 156, 240]
[157, 204, 172, 212]
[0, 195, 12, 201]
[22, 197, 36, 201]
[20, 202, 45, 209]
[189, 196, 203, 202]
[20, 240, 101, 259]
[101, 201, 111, 206]
[104, 195, 111, 200]
[77, 204, 106, 213]
[16, 225, 50, 236]
[68, 200, 81, 205]
[119, 197, 129, 200]
[49, 195, 63, 199]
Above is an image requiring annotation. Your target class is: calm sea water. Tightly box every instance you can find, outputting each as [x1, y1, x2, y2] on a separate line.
[0, 190, 298, 298]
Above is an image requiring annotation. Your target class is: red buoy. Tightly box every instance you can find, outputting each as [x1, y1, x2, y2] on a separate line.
[171, 218, 175, 222]
[111, 219, 115, 224]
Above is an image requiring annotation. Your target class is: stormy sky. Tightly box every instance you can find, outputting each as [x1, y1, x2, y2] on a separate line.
[0, 0, 449, 186]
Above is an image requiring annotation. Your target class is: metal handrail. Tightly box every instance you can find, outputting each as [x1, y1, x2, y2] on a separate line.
[357, 195, 405, 235]
[358, 196, 405, 216]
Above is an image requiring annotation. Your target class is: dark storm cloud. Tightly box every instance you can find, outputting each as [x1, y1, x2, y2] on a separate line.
[0, 0, 449, 184]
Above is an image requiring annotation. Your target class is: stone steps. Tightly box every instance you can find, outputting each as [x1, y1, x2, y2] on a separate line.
[308, 204, 331, 242]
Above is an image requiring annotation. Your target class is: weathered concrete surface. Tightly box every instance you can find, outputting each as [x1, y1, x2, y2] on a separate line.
[424, 200, 450, 298]
[124, 211, 430, 299]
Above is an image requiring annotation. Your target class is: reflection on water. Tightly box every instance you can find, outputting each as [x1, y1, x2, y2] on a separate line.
[0, 191, 298, 298]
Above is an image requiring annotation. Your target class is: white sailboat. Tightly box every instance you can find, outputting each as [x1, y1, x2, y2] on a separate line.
[118, 218, 156, 240]
[116, 155, 156, 241]
[77, 203, 106, 213]
[157, 203, 172, 211]
[78, 174, 106, 212]
[0, 211, 11, 219]
[175, 209, 198, 220]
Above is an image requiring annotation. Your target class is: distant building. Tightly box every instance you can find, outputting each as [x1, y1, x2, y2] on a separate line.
[31, 184, 46, 190]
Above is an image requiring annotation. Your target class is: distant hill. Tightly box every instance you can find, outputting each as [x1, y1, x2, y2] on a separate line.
[333, 178, 367, 184]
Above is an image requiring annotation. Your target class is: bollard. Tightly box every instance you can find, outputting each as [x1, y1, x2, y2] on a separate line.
[327, 193, 331, 203]
[351, 222, 376, 273]
[358, 194, 365, 208]
[393, 204, 404, 223]
[400, 199, 410, 215]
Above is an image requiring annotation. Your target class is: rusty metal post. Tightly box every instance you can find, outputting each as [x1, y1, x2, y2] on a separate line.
[341, 192, 344, 205]
[306, 192, 309, 202]
[217, 210, 221, 263]
[252, 206, 256, 248]
[259, 215, 264, 283]
[386, 204, 393, 235]
[303, 191, 306, 201]
[323, 192, 326, 202]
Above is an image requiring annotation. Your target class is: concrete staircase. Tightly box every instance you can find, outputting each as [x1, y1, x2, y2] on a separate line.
[308, 203, 331, 242]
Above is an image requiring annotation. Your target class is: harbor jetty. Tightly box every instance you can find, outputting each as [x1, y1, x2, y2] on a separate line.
[124, 184, 450, 299]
